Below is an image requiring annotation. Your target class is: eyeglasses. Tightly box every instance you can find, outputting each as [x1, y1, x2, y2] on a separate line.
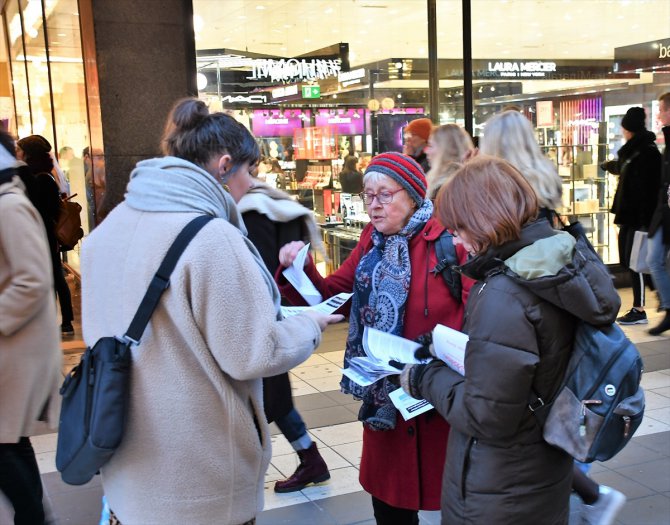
[359, 188, 405, 205]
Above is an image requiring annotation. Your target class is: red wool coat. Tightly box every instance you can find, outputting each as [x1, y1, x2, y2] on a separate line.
[279, 218, 471, 510]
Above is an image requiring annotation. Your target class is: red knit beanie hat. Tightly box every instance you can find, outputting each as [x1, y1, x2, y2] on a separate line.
[404, 118, 434, 142]
[364, 152, 427, 206]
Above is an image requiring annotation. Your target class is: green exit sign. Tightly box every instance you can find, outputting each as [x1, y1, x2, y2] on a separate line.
[302, 85, 321, 99]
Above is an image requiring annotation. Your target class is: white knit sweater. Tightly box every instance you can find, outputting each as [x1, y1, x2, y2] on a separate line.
[81, 158, 321, 524]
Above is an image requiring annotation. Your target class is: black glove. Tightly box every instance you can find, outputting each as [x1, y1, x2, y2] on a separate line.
[414, 343, 436, 361]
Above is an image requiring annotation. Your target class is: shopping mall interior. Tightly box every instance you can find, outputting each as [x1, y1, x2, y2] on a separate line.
[0, 1, 669, 523]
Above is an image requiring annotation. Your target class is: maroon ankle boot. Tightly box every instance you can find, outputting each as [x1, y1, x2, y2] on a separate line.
[274, 442, 330, 493]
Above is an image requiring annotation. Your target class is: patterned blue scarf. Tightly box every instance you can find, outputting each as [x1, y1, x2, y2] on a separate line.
[341, 198, 434, 430]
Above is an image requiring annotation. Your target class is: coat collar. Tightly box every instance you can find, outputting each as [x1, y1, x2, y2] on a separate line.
[458, 219, 558, 281]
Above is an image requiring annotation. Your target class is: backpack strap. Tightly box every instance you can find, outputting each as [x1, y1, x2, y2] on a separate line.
[431, 229, 462, 302]
[123, 215, 214, 344]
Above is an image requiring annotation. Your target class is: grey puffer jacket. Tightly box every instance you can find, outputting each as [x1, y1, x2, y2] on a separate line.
[415, 219, 620, 525]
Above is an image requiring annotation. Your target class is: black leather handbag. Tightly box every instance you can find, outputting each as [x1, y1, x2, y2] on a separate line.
[56, 215, 213, 485]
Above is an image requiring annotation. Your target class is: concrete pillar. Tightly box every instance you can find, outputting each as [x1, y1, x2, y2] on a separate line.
[80, 0, 197, 219]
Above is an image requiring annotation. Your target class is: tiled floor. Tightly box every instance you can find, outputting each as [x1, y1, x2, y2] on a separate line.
[2, 287, 669, 525]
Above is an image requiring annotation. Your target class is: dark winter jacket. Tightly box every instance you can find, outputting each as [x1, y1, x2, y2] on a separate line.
[648, 126, 670, 244]
[605, 131, 662, 228]
[415, 219, 621, 524]
[17, 165, 61, 256]
[242, 209, 304, 423]
[411, 149, 430, 174]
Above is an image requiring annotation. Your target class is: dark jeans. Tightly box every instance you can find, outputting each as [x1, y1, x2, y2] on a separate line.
[0, 437, 45, 525]
[51, 254, 73, 324]
[371, 496, 419, 525]
[275, 408, 307, 444]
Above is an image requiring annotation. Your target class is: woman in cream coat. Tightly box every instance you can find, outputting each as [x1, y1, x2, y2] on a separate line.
[82, 99, 341, 525]
[0, 131, 61, 523]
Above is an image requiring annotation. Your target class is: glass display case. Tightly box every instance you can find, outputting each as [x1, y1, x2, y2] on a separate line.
[543, 143, 617, 264]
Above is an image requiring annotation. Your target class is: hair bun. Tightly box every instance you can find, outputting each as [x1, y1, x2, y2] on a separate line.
[169, 98, 209, 132]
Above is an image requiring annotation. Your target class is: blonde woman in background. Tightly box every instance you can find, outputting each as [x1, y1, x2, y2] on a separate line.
[425, 124, 474, 200]
[479, 110, 563, 221]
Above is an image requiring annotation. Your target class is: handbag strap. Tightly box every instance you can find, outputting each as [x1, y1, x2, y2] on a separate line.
[124, 215, 213, 344]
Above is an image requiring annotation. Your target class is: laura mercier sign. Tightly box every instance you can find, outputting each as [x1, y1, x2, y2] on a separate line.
[486, 61, 557, 78]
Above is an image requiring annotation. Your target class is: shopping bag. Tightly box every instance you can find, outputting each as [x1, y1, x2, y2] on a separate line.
[629, 230, 650, 274]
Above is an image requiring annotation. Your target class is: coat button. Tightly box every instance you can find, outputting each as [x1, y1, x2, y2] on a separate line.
[408, 426, 415, 437]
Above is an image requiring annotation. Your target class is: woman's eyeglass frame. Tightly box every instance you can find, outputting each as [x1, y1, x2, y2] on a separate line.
[359, 188, 405, 205]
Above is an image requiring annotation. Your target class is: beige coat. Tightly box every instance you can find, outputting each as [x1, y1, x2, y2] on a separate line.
[0, 177, 62, 443]
[82, 203, 322, 525]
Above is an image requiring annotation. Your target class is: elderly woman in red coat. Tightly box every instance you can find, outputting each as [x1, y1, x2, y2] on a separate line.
[278, 152, 470, 523]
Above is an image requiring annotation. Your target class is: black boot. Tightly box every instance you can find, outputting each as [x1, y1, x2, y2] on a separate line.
[648, 310, 670, 336]
[274, 442, 330, 493]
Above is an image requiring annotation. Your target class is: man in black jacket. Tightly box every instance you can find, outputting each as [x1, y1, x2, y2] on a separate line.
[602, 107, 662, 325]
[646, 93, 670, 335]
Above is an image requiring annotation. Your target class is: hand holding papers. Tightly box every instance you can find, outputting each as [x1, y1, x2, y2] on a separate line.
[281, 243, 323, 306]
[342, 325, 468, 386]
[341, 327, 429, 387]
[341, 325, 469, 420]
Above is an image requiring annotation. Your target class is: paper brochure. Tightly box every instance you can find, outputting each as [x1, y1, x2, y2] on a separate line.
[281, 292, 353, 318]
[281, 243, 323, 306]
[389, 388, 434, 421]
[432, 324, 468, 376]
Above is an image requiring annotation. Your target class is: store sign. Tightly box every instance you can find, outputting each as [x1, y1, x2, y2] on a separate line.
[487, 61, 557, 78]
[246, 58, 341, 82]
[251, 109, 311, 138]
[315, 109, 365, 135]
[614, 38, 670, 73]
[536, 101, 554, 128]
[220, 94, 268, 105]
[271, 85, 299, 99]
[302, 85, 321, 99]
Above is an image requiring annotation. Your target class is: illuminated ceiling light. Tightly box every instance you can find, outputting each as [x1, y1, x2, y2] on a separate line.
[196, 73, 207, 91]
[256, 5, 266, 9]
[396, 94, 402, 99]
[395, 62, 403, 69]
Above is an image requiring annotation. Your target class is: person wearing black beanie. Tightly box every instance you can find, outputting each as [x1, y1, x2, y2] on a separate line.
[17, 134, 75, 335]
[602, 107, 662, 325]
[620, 107, 646, 134]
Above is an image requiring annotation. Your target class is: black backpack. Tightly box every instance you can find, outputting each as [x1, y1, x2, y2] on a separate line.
[528, 234, 645, 462]
[530, 321, 644, 462]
